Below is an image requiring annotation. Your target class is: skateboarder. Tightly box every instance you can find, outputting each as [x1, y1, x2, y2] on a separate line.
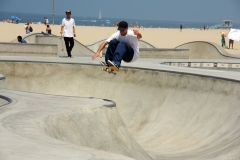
[92, 21, 142, 70]
[60, 10, 76, 58]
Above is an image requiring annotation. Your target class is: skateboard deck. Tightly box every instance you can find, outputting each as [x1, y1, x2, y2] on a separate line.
[100, 61, 119, 75]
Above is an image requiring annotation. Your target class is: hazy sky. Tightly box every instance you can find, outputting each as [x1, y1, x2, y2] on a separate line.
[0, 0, 239, 23]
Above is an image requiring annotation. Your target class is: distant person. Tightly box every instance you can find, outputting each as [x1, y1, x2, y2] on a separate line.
[44, 17, 46, 25]
[204, 25, 206, 30]
[92, 21, 142, 71]
[17, 36, 27, 43]
[180, 24, 183, 32]
[229, 39, 234, 49]
[46, 25, 52, 34]
[25, 22, 31, 34]
[221, 32, 226, 47]
[46, 17, 49, 25]
[60, 10, 76, 58]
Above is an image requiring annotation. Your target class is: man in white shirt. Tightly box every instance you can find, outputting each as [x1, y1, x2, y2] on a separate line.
[60, 10, 76, 58]
[92, 21, 142, 70]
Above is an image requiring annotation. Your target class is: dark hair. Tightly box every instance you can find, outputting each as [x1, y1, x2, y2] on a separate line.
[66, 10, 71, 14]
[47, 25, 49, 27]
[17, 36, 22, 40]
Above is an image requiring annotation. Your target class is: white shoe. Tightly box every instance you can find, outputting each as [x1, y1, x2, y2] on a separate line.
[99, 61, 108, 66]
[107, 60, 119, 69]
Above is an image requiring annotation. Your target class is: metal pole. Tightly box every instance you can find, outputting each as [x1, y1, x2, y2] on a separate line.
[52, 0, 54, 25]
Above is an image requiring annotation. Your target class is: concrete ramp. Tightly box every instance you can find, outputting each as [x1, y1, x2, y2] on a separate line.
[1, 61, 240, 159]
[35, 35, 94, 56]
[0, 74, 5, 89]
[175, 41, 240, 59]
[0, 42, 57, 57]
[16, 33, 94, 57]
[0, 90, 137, 160]
[0, 90, 151, 160]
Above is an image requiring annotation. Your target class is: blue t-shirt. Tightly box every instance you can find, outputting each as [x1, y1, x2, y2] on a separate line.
[21, 39, 27, 43]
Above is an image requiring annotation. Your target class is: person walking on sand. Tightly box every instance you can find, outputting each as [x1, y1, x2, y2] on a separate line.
[180, 24, 183, 32]
[92, 21, 142, 71]
[60, 10, 76, 58]
[229, 39, 234, 49]
[46, 17, 49, 25]
[25, 22, 31, 34]
[221, 32, 226, 48]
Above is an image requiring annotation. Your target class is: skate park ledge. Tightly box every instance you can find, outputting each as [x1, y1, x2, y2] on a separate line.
[0, 42, 57, 57]
[102, 48, 189, 59]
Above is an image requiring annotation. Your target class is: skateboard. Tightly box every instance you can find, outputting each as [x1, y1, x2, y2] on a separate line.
[100, 61, 119, 75]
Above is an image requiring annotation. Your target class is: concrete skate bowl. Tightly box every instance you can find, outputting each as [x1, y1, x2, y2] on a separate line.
[12, 32, 94, 56]
[175, 41, 240, 59]
[1, 61, 240, 160]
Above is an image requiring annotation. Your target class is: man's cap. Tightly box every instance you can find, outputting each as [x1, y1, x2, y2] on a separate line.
[117, 21, 128, 31]
[66, 10, 71, 13]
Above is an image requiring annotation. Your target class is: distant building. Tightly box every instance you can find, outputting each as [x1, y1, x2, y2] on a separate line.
[209, 20, 233, 29]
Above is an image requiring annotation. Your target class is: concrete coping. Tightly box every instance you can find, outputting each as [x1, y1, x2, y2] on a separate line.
[0, 42, 57, 47]
[139, 48, 189, 51]
[102, 48, 189, 52]
[0, 74, 5, 80]
[0, 95, 12, 104]
[175, 41, 240, 59]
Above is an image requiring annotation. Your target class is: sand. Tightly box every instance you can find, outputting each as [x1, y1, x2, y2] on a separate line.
[0, 22, 239, 55]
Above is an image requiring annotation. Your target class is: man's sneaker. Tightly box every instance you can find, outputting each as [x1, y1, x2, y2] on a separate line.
[107, 60, 119, 71]
[99, 61, 108, 66]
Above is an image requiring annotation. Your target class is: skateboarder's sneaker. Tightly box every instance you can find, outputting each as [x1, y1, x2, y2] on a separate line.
[99, 61, 108, 66]
[107, 60, 119, 71]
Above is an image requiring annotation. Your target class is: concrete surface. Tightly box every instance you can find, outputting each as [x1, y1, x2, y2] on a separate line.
[175, 41, 240, 59]
[0, 97, 8, 106]
[163, 60, 240, 72]
[12, 33, 94, 56]
[0, 42, 57, 57]
[34, 35, 94, 56]
[102, 48, 189, 59]
[0, 74, 6, 89]
[1, 56, 240, 159]
[0, 89, 136, 160]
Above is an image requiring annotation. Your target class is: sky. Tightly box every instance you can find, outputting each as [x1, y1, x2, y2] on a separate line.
[0, 0, 239, 23]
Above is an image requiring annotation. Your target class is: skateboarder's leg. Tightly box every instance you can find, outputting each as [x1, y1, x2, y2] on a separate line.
[105, 39, 119, 63]
[112, 42, 134, 67]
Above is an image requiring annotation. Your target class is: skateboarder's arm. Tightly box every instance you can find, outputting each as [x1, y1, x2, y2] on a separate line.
[92, 41, 109, 60]
[133, 30, 142, 39]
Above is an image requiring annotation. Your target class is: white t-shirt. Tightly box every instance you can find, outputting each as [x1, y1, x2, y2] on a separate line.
[24, 25, 30, 34]
[61, 18, 75, 37]
[106, 30, 139, 62]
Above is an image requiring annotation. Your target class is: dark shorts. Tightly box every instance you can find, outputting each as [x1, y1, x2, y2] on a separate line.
[229, 39, 234, 44]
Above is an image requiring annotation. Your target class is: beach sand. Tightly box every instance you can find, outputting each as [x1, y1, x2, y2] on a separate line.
[0, 22, 239, 55]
